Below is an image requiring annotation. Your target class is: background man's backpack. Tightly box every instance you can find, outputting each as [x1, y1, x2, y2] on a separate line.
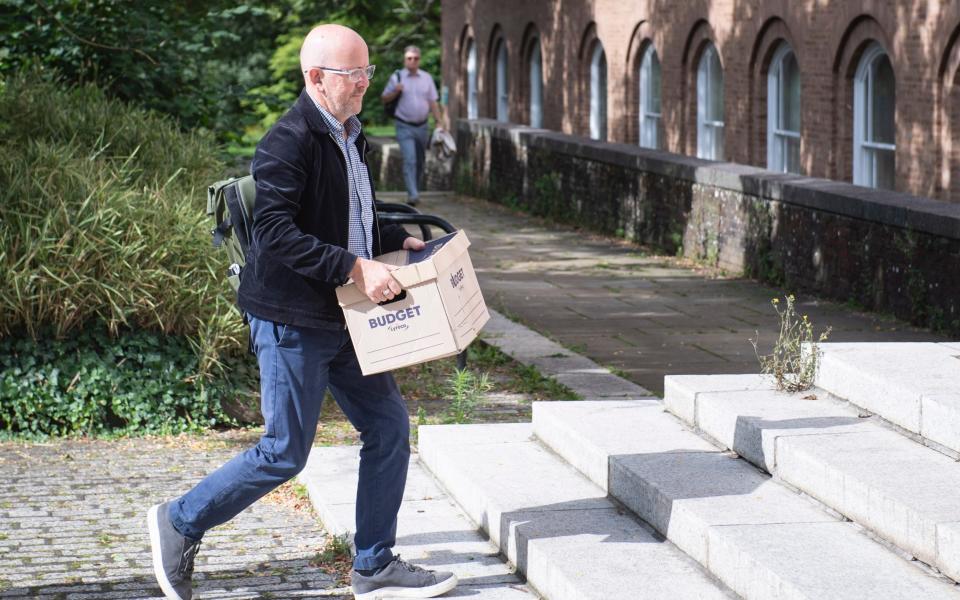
[206, 174, 256, 293]
[383, 70, 402, 118]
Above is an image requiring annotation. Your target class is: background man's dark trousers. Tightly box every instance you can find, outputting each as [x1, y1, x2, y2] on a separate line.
[396, 119, 429, 204]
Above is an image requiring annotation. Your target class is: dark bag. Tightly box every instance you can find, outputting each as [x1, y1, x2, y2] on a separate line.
[383, 70, 402, 118]
[206, 174, 256, 293]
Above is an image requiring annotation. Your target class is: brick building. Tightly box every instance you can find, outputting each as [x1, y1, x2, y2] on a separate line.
[440, 0, 960, 202]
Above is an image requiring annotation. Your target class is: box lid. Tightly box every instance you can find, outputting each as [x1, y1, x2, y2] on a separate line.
[336, 230, 471, 307]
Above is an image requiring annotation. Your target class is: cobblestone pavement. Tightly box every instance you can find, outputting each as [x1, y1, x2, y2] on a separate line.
[0, 432, 348, 599]
[388, 191, 949, 395]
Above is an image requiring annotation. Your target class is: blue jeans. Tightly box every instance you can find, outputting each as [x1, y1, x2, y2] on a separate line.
[168, 315, 410, 571]
[395, 119, 428, 200]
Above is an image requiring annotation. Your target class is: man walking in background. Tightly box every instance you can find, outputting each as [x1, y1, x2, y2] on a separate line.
[380, 45, 445, 206]
[147, 24, 457, 600]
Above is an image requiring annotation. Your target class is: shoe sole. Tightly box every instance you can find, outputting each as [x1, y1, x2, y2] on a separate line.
[147, 503, 187, 600]
[353, 573, 458, 599]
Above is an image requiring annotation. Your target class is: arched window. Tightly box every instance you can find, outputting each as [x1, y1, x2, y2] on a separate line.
[529, 40, 543, 128]
[496, 41, 509, 122]
[590, 43, 607, 140]
[466, 40, 478, 119]
[767, 44, 801, 173]
[639, 46, 662, 149]
[697, 43, 724, 160]
[854, 43, 895, 190]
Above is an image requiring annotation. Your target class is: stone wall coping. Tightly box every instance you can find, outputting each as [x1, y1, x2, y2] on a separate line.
[460, 119, 960, 240]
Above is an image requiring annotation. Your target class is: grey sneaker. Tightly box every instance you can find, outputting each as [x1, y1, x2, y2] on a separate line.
[147, 502, 201, 600]
[352, 555, 457, 599]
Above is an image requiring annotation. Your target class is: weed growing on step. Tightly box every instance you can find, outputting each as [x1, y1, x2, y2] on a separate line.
[444, 369, 493, 424]
[751, 295, 832, 393]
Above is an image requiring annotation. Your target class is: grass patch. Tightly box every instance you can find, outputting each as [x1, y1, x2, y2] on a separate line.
[364, 123, 397, 138]
[311, 533, 353, 585]
[311, 340, 578, 447]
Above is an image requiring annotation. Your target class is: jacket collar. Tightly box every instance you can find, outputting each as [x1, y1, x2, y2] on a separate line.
[295, 89, 368, 152]
[296, 89, 330, 136]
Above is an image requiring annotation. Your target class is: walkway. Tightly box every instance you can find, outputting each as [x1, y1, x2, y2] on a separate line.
[0, 433, 346, 599]
[387, 191, 946, 395]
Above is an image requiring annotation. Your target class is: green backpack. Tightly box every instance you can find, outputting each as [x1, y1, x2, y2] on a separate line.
[206, 174, 256, 293]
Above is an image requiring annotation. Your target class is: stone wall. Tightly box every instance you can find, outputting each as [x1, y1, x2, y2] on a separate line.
[456, 119, 960, 334]
[366, 136, 453, 193]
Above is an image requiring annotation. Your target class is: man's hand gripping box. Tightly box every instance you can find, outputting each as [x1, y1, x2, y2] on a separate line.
[335, 230, 489, 375]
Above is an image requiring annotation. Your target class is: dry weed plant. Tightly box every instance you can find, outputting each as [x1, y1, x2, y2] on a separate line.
[751, 295, 832, 393]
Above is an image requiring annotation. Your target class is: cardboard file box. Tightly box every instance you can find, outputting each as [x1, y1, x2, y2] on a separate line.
[336, 230, 489, 375]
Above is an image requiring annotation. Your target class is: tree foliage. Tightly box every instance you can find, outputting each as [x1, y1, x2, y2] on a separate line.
[1, 0, 442, 146]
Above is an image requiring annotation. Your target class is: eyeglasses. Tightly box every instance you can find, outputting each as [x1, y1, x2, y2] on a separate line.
[405, 56, 420, 61]
[304, 65, 376, 82]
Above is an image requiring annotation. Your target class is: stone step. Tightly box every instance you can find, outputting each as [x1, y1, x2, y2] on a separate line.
[534, 398, 960, 599]
[297, 446, 538, 599]
[664, 373, 960, 582]
[417, 423, 737, 600]
[815, 342, 960, 453]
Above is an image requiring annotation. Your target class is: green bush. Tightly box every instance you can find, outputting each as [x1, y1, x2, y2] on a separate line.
[0, 328, 253, 438]
[0, 73, 252, 436]
[0, 74, 245, 363]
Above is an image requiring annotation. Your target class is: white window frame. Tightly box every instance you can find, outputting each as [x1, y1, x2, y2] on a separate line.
[466, 40, 478, 119]
[697, 43, 724, 161]
[854, 43, 896, 189]
[767, 43, 801, 173]
[590, 43, 607, 140]
[496, 41, 509, 122]
[529, 40, 543, 128]
[639, 46, 662, 149]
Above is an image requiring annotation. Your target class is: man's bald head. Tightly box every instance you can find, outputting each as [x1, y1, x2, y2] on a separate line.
[300, 24, 367, 74]
[300, 24, 371, 123]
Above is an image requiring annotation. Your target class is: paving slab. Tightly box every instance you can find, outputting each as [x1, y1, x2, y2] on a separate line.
[417, 423, 736, 600]
[297, 447, 538, 598]
[479, 309, 652, 399]
[816, 342, 960, 444]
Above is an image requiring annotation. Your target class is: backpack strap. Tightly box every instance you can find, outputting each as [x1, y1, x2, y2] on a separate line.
[207, 178, 234, 248]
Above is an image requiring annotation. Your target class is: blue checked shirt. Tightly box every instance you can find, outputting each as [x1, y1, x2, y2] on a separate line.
[311, 99, 375, 260]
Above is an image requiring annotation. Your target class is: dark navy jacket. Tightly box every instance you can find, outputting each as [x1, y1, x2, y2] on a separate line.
[237, 90, 409, 328]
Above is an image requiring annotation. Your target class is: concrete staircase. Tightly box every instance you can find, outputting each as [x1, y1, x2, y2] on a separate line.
[299, 315, 960, 599]
[300, 447, 539, 598]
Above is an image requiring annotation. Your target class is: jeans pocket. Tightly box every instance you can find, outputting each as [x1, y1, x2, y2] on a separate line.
[272, 321, 288, 346]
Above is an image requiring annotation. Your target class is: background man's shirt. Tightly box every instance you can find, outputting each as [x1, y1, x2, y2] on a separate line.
[383, 69, 439, 124]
